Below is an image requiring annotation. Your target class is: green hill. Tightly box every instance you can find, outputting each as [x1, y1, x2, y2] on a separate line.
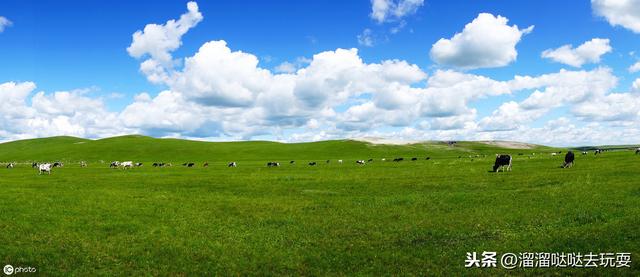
[0, 135, 557, 162]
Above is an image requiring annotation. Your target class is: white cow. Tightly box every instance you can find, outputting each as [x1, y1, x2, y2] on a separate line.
[120, 161, 134, 169]
[39, 163, 52, 175]
[338, 160, 343, 164]
[551, 152, 557, 156]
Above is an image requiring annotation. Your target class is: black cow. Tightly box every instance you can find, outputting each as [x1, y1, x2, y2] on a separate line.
[562, 151, 575, 168]
[425, 157, 431, 160]
[309, 162, 317, 166]
[187, 163, 195, 167]
[492, 154, 512, 172]
[203, 162, 209, 168]
[290, 160, 295, 164]
[368, 158, 373, 162]
[153, 163, 159, 167]
[411, 157, 418, 161]
[393, 158, 404, 162]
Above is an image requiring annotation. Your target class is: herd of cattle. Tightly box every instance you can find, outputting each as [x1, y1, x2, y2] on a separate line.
[4, 148, 639, 175]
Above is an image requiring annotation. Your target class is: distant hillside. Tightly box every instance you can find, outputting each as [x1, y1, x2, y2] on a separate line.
[0, 135, 558, 162]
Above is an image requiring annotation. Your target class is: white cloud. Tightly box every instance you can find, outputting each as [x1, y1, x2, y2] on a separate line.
[274, 62, 296, 73]
[629, 61, 640, 72]
[633, 78, 640, 91]
[357, 28, 375, 47]
[0, 16, 12, 33]
[541, 38, 612, 67]
[430, 13, 534, 69]
[370, 0, 424, 23]
[592, 0, 640, 33]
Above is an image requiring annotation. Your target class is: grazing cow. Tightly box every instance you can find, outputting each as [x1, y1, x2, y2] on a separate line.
[309, 162, 317, 166]
[411, 157, 418, 161]
[53, 162, 63, 168]
[290, 161, 295, 164]
[368, 158, 374, 162]
[326, 160, 330, 164]
[80, 161, 87, 167]
[594, 149, 603, 155]
[356, 160, 366, 165]
[393, 158, 404, 162]
[381, 158, 386, 161]
[492, 154, 512, 172]
[166, 163, 172, 167]
[120, 161, 133, 169]
[38, 163, 52, 175]
[551, 152, 557, 156]
[562, 151, 575, 168]
[267, 162, 280, 167]
[6, 163, 14, 169]
[153, 163, 159, 167]
[110, 161, 120, 168]
[135, 162, 143, 167]
[32, 162, 39, 168]
[582, 151, 588, 155]
[635, 148, 640, 155]
[426, 157, 431, 160]
[228, 162, 237, 167]
[187, 163, 195, 167]
[203, 162, 209, 168]
[338, 160, 343, 164]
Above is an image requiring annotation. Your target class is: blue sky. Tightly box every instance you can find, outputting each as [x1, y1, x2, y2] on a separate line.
[1, 0, 639, 145]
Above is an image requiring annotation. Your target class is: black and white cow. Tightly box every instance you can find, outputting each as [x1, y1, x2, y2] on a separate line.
[582, 151, 588, 155]
[309, 162, 317, 166]
[493, 154, 512, 172]
[53, 162, 63, 168]
[203, 162, 209, 168]
[228, 162, 237, 167]
[38, 163, 52, 175]
[135, 162, 143, 167]
[562, 151, 575, 168]
[110, 161, 120, 168]
[595, 149, 603, 155]
[356, 160, 366, 165]
[32, 162, 39, 168]
[635, 148, 640, 155]
[267, 162, 280, 167]
[80, 161, 87, 167]
[6, 163, 14, 169]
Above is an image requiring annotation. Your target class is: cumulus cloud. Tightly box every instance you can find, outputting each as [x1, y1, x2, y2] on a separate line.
[592, 0, 640, 33]
[430, 13, 534, 69]
[0, 16, 11, 33]
[370, 0, 424, 23]
[541, 38, 612, 67]
[628, 61, 640, 72]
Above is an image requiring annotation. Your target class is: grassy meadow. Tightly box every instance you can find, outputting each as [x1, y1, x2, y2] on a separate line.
[0, 135, 638, 275]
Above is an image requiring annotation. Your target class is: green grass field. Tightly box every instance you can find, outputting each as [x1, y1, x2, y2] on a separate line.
[0, 136, 638, 275]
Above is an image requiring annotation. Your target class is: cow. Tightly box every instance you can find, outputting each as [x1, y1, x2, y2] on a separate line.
[53, 162, 63, 168]
[356, 160, 366, 165]
[425, 157, 431, 160]
[551, 153, 557, 156]
[267, 162, 280, 167]
[338, 160, 343, 164]
[6, 163, 14, 169]
[595, 149, 603, 155]
[411, 157, 418, 161]
[393, 158, 404, 162]
[326, 160, 330, 164]
[492, 154, 512, 172]
[309, 162, 317, 166]
[110, 161, 120, 168]
[582, 151, 588, 155]
[153, 163, 159, 167]
[562, 151, 575, 168]
[228, 162, 237, 167]
[134, 162, 143, 167]
[635, 148, 640, 155]
[80, 161, 87, 167]
[381, 158, 386, 161]
[32, 162, 39, 168]
[368, 158, 374, 162]
[290, 161, 295, 164]
[203, 162, 209, 168]
[187, 163, 195, 167]
[120, 161, 134, 169]
[38, 163, 52, 175]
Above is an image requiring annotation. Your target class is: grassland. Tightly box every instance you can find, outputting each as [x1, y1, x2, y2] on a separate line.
[0, 136, 638, 275]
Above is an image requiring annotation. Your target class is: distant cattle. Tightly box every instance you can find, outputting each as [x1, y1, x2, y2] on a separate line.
[267, 162, 280, 167]
[582, 151, 588, 155]
[356, 160, 366, 165]
[636, 148, 640, 155]
[381, 158, 386, 161]
[595, 149, 603, 155]
[493, 154, 512, 172]
[338, 160, 343, 164]
[134, 162, 143, 167]
[393, 158, 404, 162]
[121, 161, 134, 169]
[153, 163, 159, 167]
[110, 161, 120, 168]
[551, 153, 557, 156]
[228, 162, 237, 167]
[425, 157, 431, 160]
[38, 163, 52, 175]
[187, 163, 195, 167]
[411, 157, 418, 161]
[309, 162, 317, 166]
[80, 161, 87, 167]
[203, 162, 209, 168]
[562, 151, 575, 168]
[32, 162, 39, 168]
[6, 163, 14, 169]
[53, 162, 63, 168]
[326, 160, 330, 164]
[368, 158, 374, 162]
[290, 161, 295, 164]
